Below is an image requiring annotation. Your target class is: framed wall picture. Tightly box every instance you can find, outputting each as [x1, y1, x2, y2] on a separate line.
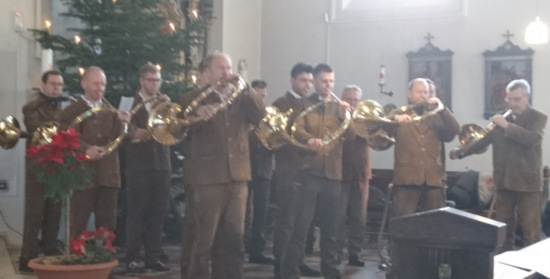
[407, 34, 454, 109]
[482, 33, 533, 119]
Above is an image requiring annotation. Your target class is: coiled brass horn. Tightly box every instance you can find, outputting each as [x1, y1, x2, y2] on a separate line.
[0, 116, 59, 150]
[290, 93, 352, 152]
[449, 109, 512, 160]
[351, 99, 445, 151]
[148, 76, 247, 146]
[254, 106, 311, 150]
[352, 100, 397, 151]
[69, 102, 129, 158]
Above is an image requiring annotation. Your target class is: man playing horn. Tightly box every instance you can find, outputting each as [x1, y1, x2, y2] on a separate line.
[178, 52, 265, 279]
[19, 70, 66, 272]
[391, 78, 459, 218]
[60, 66, 129, 239]
[281, 63, 351, 279]
[451, 79, 547, 251]
[124, 63, 171, 274]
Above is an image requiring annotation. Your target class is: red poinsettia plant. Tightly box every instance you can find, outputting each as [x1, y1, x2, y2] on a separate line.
[26, 128, 117, 265]
[26, 128, 90, 204]
[69, 227, 116, 264]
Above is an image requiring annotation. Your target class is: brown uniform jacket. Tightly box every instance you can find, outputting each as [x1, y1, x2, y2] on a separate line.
[125, 93, 171, 172]
[393, 107, 459, 187]
[272, 92, 307, 174]
[22, 93, 63, 149]
[178, 87, 266, 186]
[463, 107, 547, 192]
[293, 93, 353, 181]
[60, 98, 124, 188]
[342, 136, 369, 184]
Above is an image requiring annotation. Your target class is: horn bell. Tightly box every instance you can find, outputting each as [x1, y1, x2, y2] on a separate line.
[0, 116, 24, 150]
[147, 102, 187, 146]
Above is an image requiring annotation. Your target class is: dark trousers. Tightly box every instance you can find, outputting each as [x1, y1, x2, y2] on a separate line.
[391, 184, 445, 218]
[245, 176, 272, 256]
[20, 172, 61, 261]
[496, 188, 542, 251]
[180, 181, 248, 279]
[281, 174, 341, 279]
[338, 180, 369, 259]
[271, 171, 302, 278]
[125, 170, 171, 264]
[70, 186, 118, 238]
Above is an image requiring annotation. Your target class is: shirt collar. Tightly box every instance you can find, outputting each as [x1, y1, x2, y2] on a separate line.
[288, 90, 301, 99]
[81, 96, 102, 108]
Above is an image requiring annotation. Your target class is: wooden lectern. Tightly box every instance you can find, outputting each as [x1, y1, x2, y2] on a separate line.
[389, 207, 506, 279]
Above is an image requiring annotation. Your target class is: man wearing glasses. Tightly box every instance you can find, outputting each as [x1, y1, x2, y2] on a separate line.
[451, 79, 547, 252]
[124, 63, 172, 274]
[19, 70, 66, 272]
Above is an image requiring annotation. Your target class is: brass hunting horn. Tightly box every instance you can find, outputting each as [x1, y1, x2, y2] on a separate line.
[0, 116, 59, 149]
[290, 93, 352, 153]
[69, 100, 129, 158]
[449, 109, 512, 160]
[148, 76, 247, 146]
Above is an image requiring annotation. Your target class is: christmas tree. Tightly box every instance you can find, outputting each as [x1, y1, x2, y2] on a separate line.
[33, 0, 209, 106]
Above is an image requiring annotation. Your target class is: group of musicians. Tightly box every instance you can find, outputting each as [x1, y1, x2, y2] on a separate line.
[17, 51, 547, 279]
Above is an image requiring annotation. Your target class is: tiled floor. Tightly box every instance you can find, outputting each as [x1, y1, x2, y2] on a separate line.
[108, 235, 388, 279]
[7, 232, 388, 279]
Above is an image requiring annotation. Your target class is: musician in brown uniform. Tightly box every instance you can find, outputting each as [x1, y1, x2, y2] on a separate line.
[271, 63, 322, 278]
[19, 70, 65, 271]
[451, 79, 547, 251]
[178, 53, 265, 279]
[391, 78, 459, 218]
[124, 64, 171, 274]
[282, 63, 351, 279]
[338, 85, 371, 267]
[245, 80, 275, 264]
[60, 66, 129, 238]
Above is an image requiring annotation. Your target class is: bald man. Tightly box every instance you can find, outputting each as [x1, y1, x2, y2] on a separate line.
[60, 66, 129, 238]
[178, 53, 265, 279]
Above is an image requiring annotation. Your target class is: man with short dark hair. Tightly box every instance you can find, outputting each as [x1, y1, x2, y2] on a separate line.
[124, 63, 172, 274]
[281, 63, 351, 279]
[19, 70, 66, 272]
[451, 79, 547, 251]
[271, 63, 323, 278]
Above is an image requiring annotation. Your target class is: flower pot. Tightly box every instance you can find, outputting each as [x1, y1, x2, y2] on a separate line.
[28, 258, 118, 279]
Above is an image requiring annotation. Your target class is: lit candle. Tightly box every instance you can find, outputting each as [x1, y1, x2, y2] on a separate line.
[191, 74, 197, 84]
[41, 49, 53, 73]
[44, 20, 52, 31]
[74, 35, 81, 45]
[379, 65, 386, 85]
[155, 64, 162, 71]
[169, 22, 176, 32]
[78, 67, 85, 75]
[191, 9, 198, 19]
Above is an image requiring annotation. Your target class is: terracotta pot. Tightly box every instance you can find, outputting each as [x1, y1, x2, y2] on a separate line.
[28, 258, 118, 279]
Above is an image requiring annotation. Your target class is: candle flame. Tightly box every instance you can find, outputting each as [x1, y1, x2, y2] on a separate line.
[44, 20, 52, 30]
[155, 64, 162, 70]
[191, 74, 197, 84]
[78, 67, 85, 75]
[169, 22, 176, 32]
[74, 35, 81, 44]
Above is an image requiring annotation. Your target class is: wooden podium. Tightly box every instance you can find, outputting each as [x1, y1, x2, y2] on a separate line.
[389, 207, 506, 279]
